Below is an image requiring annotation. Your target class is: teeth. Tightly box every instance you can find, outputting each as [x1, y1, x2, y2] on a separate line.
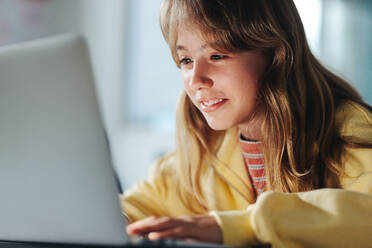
[203, 99, 223, 106]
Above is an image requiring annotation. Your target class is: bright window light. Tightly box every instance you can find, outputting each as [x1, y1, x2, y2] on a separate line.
[294, 0, 323, 56]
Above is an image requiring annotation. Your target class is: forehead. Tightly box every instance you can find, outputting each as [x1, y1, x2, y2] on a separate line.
[175, 25, 203, 46]
[175, 25, 218, 53]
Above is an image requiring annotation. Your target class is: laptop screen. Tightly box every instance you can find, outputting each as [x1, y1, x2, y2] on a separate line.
[0, 34, 128, 246]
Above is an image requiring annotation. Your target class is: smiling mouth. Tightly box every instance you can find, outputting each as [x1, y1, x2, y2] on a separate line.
[200, 98, 228, 112]
[201, 99, 224, 106]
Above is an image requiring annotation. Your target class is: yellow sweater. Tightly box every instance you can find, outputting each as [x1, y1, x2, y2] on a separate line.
[122, 101, 372, 248]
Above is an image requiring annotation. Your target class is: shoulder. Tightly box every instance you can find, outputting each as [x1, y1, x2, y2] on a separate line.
[341, 145, 372, 193]
[148, 151, 178, 179]
[335, 101, 372, 144]
[337, 102, 372, 191]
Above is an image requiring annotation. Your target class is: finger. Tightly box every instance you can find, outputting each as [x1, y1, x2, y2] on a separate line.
[158, 216, 222, 244]
[147, 226, 191, 240]
[127, 216, 160, 235]
[183, 238, 203, 243]
[127, 216, 180, 235]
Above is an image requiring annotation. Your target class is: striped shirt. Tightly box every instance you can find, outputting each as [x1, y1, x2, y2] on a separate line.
[239, 134, 266, 199]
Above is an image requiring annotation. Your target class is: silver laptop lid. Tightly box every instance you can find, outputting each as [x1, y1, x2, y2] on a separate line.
[0, 34, 127, 246]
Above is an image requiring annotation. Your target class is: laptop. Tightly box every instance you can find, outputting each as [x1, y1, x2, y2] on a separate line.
[0, 34, 235, 248]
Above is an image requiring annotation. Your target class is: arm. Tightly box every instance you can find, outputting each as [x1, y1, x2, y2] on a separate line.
[122, 145, 372, 246]
[211, 147, 372, 247]
[121, 152, 225, 243]
[124, 182, 372, 246]
[120, 153, 198, 223]
[211, 188, 372, 247]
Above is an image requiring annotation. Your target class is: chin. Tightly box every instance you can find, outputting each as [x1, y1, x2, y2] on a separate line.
[205, 118, 234, 131]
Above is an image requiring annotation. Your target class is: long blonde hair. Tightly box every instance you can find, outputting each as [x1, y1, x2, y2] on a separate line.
[159, 0, 372, 208]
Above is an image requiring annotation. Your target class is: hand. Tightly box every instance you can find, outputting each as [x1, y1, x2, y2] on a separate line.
[126, 215, 223, 243]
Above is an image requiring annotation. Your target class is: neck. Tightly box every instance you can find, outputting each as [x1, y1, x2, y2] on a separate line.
[238, 115, 264, 142]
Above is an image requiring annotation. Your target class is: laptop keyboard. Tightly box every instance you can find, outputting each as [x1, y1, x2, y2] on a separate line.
[129, 236, 234, 248]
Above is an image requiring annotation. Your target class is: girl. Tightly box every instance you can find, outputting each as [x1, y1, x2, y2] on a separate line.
[122, 0, 372, 247]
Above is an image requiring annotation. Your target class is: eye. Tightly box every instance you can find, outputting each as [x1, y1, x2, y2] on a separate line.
[179, 57, 193, 65]
[210, 54, 227, 60]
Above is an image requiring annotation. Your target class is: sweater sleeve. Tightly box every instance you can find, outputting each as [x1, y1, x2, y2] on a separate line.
[210, 147, 372, 247]
[120, 153, 199, 223]
[211, 189, 372, 247]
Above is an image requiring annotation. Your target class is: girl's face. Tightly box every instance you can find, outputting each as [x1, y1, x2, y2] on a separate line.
[176, 26, 269, 131]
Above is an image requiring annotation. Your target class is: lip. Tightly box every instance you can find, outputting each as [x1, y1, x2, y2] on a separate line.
[200, 98, 228, 112]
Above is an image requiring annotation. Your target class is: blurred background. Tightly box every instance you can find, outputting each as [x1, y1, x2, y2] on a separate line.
[0, 0, 371, 189]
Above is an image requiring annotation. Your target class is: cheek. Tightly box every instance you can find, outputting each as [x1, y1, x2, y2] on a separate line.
[182, 73, 193, 96]
[239, 83, 260, 106]
[181, 75, 198, 108]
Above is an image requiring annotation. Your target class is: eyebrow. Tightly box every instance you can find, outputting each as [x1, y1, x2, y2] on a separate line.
[175, 44, 208, 52]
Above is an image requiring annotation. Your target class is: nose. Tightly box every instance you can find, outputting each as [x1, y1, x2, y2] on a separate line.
[188, 60, 213, 90]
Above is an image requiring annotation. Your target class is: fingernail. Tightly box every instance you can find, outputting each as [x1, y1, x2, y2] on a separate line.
[126, 227, 135, 235]
[148, 232, 160, 240]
